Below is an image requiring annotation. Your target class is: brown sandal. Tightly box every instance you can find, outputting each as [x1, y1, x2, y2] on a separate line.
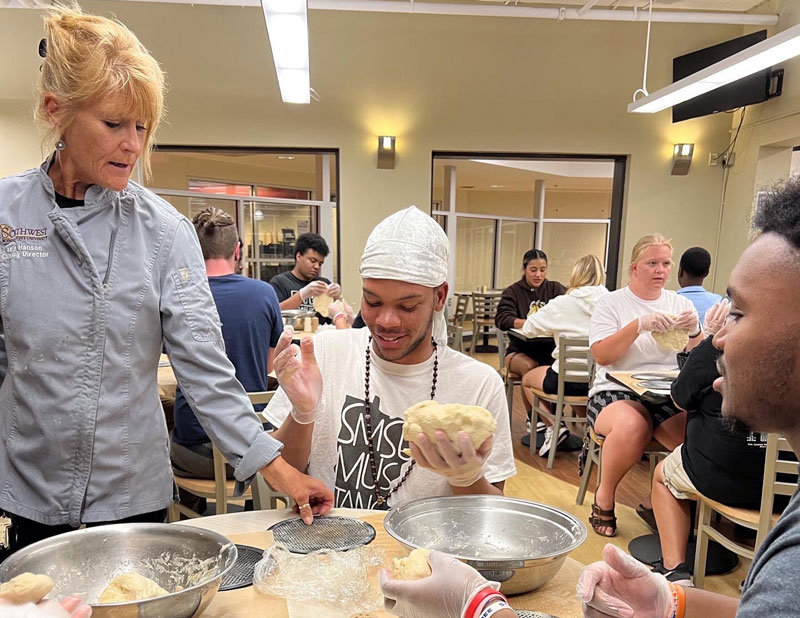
[589, 502, 617, 537]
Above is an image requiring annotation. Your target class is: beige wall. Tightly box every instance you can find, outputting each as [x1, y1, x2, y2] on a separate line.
[0, 3, 762, 297]
[713, 0, 800, 292]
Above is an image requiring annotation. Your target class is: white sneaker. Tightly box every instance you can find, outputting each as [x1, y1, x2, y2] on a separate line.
[525, 420, 546, 434]
[538, 424, 570, 457]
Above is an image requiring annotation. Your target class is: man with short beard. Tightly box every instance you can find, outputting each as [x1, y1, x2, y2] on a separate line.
[576, 178, 800, 618]
[264, 206, 516, 510]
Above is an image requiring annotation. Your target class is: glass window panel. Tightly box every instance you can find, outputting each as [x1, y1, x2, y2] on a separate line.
[497, 221, 534, 289]
[455, 217, 495, 292]
[243, 202, 318, 282]
[433, 214, 447, 232]
[540, 222, 608, 287]
[159, 195, 237, 223]
[255, 186, 313, 199]
[188, 179, 252, 196]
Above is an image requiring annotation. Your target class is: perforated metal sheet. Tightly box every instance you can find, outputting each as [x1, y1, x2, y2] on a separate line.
[219, 544, 263, 591]
[268, 515, 376, 554]
[515, 612, 559, 618]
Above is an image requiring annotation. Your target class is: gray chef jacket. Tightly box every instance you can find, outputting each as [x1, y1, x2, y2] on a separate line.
[0, 160, 283, 526]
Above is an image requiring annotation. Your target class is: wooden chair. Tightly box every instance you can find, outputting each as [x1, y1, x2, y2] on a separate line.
[496, 329, 521, 426]
[576, 426, 666, 506]
[469, 292, 502, 356]
[448, 293, 471, 353]
[693, 433, 798, 588]
[527, 337, 593, 468]
[169, 391, 292, 521]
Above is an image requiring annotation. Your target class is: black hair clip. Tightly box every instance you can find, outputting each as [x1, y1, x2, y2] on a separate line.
[38, 38, 47, 58]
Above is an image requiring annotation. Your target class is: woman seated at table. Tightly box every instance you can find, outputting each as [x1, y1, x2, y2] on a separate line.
[587, 234, 702, 537]
[495, 250, 566, 431]
[521, 255, 608, 457]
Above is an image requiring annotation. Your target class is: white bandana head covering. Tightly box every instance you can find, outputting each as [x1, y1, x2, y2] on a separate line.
[360, 206, 450, 346]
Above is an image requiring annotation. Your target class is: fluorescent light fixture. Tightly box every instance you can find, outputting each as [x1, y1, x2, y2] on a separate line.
[629, 22, 800, 114]
[261, 0, 310, 104]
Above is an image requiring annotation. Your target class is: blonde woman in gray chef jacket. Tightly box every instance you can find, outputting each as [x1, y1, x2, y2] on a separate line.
[0, 5, 332, 561]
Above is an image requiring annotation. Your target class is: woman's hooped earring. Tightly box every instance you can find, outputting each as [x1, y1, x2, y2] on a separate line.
[56, 139, 65, 151]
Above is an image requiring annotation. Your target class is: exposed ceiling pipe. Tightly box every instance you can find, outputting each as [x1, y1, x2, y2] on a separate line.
[578, 0, 603, 16]
[307, 1, 779, 26]
[14, 0, 777, 26]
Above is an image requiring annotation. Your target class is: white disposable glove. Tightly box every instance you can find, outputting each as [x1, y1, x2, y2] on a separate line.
[637, 313, 673, 334]
[328, 299, 355, 326]
[299, 280, 328, 301]
[410, 432, 493, 488]
[380, 551, 497, 618]
[672, 309, 700, 335]
[576, 544, 675, 618]
[703, 299, 731, 337]
[272, 326, 323, 424]
[0, 596, 92, 618]
[326, 282, 342, 300]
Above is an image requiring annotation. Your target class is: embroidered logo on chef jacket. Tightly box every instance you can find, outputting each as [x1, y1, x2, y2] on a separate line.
[0, 224, 49, 260]
[334, 394, 411, 510]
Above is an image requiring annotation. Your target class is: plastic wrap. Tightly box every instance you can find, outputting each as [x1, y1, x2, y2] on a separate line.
[253, 542, 385, 614]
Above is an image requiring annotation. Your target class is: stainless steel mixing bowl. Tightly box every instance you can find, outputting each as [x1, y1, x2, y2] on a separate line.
[0, 523, 237, 618]
[384, 495, 587, 595]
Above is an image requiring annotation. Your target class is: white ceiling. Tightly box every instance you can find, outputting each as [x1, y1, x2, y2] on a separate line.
[469, 0, 764, 10]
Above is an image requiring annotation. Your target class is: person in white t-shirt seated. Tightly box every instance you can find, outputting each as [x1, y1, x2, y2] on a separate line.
[264, 206, 516, 510]
[521, 254, 608, 457]
[586, 234, 702, 537]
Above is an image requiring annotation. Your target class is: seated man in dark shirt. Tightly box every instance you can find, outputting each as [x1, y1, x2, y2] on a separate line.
[269, 232, 341, 315]
[649, 304, 768, 583]
[171, 207, 283, 482]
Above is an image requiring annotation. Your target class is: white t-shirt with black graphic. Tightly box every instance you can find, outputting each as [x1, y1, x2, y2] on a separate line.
[264, 327, 517, 510]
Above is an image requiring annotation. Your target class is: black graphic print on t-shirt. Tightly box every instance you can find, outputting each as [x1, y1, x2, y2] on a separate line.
[334, 394, 411, 510]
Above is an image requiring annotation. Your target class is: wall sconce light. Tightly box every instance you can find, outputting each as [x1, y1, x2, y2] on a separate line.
[672, 143, 694, 175]
[377, 136, 396, 169]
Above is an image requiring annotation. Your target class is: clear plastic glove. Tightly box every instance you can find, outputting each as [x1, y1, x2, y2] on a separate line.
[672, 309, 699, 334]
[576, 544, 674, 618]
[637, 313, 673, 334]
[703, 299, 731, 337]
[326, 282, 342, 300]
[273, 326, 323, 424]
[0, 596, 92, 618]
[329, 299, 355, 326]
[410, 432, 493, 487]
[299, 280, 328, 301]
[379, 550, 495, 618]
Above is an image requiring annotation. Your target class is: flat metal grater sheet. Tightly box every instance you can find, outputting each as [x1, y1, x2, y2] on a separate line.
[219, 544, 264, 591]
[515, 612, 559, 618]
[268, 515, 376, 553]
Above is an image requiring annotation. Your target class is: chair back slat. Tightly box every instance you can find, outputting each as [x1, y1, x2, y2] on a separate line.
[248, 391, 275, 405]
[557, 337, 594, 386]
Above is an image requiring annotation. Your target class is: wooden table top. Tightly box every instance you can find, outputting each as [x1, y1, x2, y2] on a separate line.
[182, 509, 584, 618]
[508, 329, 556, 343]
[606, 370, 678, 399]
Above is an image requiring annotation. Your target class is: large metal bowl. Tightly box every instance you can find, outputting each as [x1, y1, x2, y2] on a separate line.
[384, 495, 586, 595]
[0, 523, 237, 618]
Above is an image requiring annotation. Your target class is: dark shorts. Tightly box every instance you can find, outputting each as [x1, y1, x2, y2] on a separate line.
[542, 367, 589, 397]
[587, 390, 681, 431]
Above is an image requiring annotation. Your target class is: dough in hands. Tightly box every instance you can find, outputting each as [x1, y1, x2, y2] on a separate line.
[392, 549, 431, 580]
[98, 572, 169, 603]
[313, 293, 334, 318]
[0, 572, 55, 604]
[651, 315, 690, 352]
[402, 400, 497, 456]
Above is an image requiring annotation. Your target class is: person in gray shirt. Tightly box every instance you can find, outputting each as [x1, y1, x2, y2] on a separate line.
[0, 6, 332, 562]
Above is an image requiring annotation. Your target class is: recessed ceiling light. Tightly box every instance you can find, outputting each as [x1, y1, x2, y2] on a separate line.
[490, 184, 504, 188]
[460, 185, 475, 189]
[277, 155, 296, 160]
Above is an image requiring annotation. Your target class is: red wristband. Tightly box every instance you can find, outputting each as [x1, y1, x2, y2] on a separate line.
[464, 588, 507, 618]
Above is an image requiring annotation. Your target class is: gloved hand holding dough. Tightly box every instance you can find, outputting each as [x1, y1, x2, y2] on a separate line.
[392, 549, 432, 581]
[402, 400, 496, 456]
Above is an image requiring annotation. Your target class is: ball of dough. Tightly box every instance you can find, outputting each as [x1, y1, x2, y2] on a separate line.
[0, 573, 54, 604]
[98, 572, 169, 604]
[313, 293, 334, 318]
[402, 400, 497, 455]
[392, 549, 431, 580]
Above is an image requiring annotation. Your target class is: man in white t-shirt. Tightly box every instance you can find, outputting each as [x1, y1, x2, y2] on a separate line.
[265, 207, 516, 510]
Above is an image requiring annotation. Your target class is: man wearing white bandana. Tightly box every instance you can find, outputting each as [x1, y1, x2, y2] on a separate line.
[265, 206, 516, 510]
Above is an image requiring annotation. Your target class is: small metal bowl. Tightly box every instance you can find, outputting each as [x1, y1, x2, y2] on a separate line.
[0, 523, 237, 618]
[384, 495, 586, 595]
